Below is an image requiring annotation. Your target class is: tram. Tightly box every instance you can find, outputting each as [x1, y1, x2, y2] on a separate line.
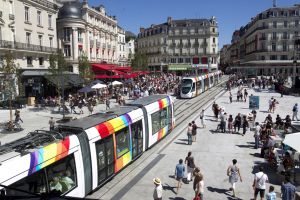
[180, 71, 222, 98]
[0, 95, 175, 198]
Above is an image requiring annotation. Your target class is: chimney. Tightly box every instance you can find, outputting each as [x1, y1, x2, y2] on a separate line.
[167, 16, 172, 24]
[140, 27, 145, 33]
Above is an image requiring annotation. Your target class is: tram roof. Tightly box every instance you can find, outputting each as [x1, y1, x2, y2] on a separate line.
[127, 95, 169, 107]
[60, 106, 138, 130]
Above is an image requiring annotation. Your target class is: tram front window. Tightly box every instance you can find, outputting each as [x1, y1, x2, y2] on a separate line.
[181, 79, 193, 94]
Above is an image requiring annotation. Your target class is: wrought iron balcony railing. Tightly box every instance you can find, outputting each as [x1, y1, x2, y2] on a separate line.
[0, 40, 57, 53]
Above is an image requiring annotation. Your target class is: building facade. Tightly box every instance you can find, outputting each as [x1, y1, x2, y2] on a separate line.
[0, 0, 59, 98]
[57, 1, 118, 73]
[117, 26, 127, 66]
[223, 4, 300, 77]
[125, 31, 135, 65]
[137, 16, 219, 72]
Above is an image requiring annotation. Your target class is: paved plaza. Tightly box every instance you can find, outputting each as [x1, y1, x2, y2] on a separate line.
[89, 86, 300, 200]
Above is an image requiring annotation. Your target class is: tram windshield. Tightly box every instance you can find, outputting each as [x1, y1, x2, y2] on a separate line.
[181, 79, 193, 94]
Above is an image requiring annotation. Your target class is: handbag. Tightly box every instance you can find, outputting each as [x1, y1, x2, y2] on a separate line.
[193, 196, 200, 200]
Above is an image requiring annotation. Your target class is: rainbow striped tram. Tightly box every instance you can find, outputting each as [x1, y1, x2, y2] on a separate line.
[0, 95, 174, 198]
[180, 70, 222, 99]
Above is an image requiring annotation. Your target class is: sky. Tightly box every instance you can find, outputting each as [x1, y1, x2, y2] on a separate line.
[89, 0, 300, 48]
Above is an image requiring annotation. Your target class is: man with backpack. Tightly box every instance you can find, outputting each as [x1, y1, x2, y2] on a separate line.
[253, 166, 269, 200]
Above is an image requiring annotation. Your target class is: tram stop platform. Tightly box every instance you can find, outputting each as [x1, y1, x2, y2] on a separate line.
[88, 86, 300, 200]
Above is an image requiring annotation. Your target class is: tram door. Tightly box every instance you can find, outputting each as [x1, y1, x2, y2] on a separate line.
[95, 135, 115, 184]
[131, 120, 143, 159]
[196, 81, 201, 96]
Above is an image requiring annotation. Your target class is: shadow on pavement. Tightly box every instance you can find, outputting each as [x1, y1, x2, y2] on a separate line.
[249, 153, 262, 158]
[236, 144, 254, 149]
[207, 186, 230, 195]
[169, 197, 186, 200]
[163, 183, 177, 195]
[174, 142, 189, 145]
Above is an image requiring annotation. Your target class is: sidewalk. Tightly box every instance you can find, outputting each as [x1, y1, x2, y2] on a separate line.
[0, 97, 130, 144]
[97, 86, 300, 200]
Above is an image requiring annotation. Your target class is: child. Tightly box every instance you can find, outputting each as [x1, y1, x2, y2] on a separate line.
[266, 185, 276, 200]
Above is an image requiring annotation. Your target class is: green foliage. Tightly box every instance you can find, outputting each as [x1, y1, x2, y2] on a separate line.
[78, 54, 94, 86]
[131, 52, 148, 71]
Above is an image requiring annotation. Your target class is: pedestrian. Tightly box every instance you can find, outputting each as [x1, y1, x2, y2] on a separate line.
[254, 122, 261, 149]
[266, 185, 276, 200]
[292, 103, 299, 121]
[185, 151, 195, 182]
[244, 89, 248, 102]
[87, 102, 93, 115]
[193, 167, 204, 200]
[187, 123, 193, 145]
[199, 109, 206, 128]
[153, 178, 162, 200]
[220, 112, 227, 133]
[174, 159, 185, 194]
[212, 102, 219, 120]
[78, 98, 84, 114]
[228, 114, 234, 134]
[253, 166, 269, 200]
[49, 117, 55, 131]
[234, 113, 242, 133]
[268, 98, 274, 113]
[227, 159, 242, 198]
[242, 115, 249, 136]
[191, 121, 199, 142]
[229, 91, 233, 103]
[281, 176, 296, 200]
[106, 98, 111, 110]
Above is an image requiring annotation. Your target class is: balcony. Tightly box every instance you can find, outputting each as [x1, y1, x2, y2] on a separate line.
[102, 43, 106, 48]
[9, 14, 15, 20]
[63, 37, 70, 42]
[31, 0, 58, 10]
[271, 37, 278, 41]
[259, 37, 267, 41]
[0, 40, 57, 53]
[96, 42, 101, 47]
[193, 43, 199, 48]
[78, 38, 83, 43]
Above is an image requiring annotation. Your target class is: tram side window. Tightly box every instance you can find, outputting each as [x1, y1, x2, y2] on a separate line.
[191, 83, 196, 92]
[168, 105, 173, 126]
[116, 127, 130, 158]
[151, 107, 170, 135]
[196, 81, 201, 91]
[46, 155, 77, 195]
[5, 168, 47, 196]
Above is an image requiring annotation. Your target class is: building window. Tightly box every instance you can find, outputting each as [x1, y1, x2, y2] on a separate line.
[212, 28, 215, 33]
[25, 6, 29, 22]
[64, 45, 71, 57]
[48, 15, 52, 28]
[213, 38, 215, 43]
[295, 20, 299, 27]
[27, 57, 32, 65]
[0, 27, 2, 41]
[63, 28, 71, 42]
[280, 55, 288, 60]
[273, 21, 277, 28]
[26, 32, 31, 44]
[178, 58, 183, 63]
[38, 35, 42, 46]
[185, 58, 191, 63]
[270, 55, 277, 60]
[39, 57, 44, 66]
[261, 56, 265, 60]
[272, 43, 276, 51]
[49, 37, 53, 48]
[284, 21, 288, 28]
[283, 32, 288, 39]
[213, 48, 216, 53]
[282, 42, 287, 51]
[37, 11, 41, 26]
[272, 32, 277, 40]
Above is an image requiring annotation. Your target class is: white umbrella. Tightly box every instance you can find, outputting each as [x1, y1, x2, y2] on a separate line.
[283, 132, 300, 152]
[111, 80, 123, 86]
[91, 83, 107, 89]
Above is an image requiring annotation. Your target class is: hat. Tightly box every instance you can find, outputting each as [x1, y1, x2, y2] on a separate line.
[153, 178, 161, 185]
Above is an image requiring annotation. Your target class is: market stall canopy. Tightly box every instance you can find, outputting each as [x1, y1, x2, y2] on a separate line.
[44, 72, 84, 88]
[111, 80, 123, 86]
[91, 83, 107, 89]
[78, 86, 95, 93]
[90, 79, 104, 85]
[283, 132, 300, 152]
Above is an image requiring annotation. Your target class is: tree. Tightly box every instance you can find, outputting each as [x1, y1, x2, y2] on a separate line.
[48, 51, 69, 118]
[131, 52, 148, 71]
[0, 51, 18, 128]
[78, 54, 94, 86]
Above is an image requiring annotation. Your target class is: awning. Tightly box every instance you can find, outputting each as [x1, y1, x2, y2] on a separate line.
[168, 64, 190, 71]
[22, 70, 50, 76]
[45, 73, 84, 88]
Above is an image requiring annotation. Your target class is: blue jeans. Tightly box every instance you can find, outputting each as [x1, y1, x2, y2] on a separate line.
[187, 134, 192, 145]
[254, 136, 259, 149]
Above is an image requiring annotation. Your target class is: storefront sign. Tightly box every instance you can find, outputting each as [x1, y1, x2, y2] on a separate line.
[249, 96, 259, 109]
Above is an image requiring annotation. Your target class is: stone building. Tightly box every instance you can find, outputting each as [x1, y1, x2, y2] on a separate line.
[137, 16, 219, 73]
